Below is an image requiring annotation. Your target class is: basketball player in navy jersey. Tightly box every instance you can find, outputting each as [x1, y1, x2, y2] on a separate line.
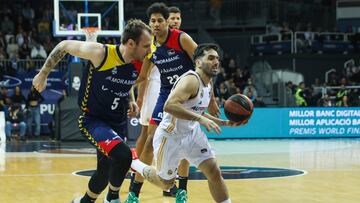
[32, 19, 152, 203]
[131, 44, 243, 203]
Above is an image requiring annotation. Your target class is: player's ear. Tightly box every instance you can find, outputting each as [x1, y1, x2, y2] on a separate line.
[128, 39, 135, 48]
[195, 58, 201, 67]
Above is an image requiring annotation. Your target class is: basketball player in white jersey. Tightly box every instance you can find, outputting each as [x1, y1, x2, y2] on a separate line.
[131, 43, 244, 203]
[134, 6, 196, 198]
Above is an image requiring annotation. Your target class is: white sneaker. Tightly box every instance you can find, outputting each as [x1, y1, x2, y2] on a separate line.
[71, 197, 82, 203]
[103, 196, 121, 203]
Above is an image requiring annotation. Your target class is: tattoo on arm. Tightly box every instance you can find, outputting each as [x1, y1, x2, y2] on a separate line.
[42, 46, 67, 75]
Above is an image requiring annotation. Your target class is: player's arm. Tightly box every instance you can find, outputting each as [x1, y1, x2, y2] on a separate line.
[33, 40, 105, 92]
[135, 58, 154, 108]
[164, 75, 221, 133]
[203, 113, 246, 127]
[128, 86, 139, 118]
[135, 57, 154, 85]
[179, 32, 197, 59]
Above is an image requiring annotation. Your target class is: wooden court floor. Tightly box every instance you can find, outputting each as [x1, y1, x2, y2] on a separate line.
[0, 139, 359, 203]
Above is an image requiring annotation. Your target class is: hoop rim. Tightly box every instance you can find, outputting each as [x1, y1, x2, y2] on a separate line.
[81, 27, 100, 33]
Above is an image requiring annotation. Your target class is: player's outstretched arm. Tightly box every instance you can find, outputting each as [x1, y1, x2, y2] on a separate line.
[164, 75, 221, 134]
[33, 40, 104, 92]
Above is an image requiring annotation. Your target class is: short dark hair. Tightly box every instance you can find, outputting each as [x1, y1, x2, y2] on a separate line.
[168, 6, 181, 14]
[147, 2, 169, 20]
[121, 19, 151, 45]
[193, 43, 221, 62]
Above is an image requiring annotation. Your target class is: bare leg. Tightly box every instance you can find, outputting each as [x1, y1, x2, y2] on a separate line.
[141, 166, 176, 191]
[198, 158, 230, 203]
[135, 125, 148, 155]
[178, 159, 190, 177]
[134, 123, 157, 183]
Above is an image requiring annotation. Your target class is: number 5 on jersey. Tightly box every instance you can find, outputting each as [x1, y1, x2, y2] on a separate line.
[111, 98, 120, 110]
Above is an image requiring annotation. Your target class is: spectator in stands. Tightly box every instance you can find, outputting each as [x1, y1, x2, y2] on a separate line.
[209, 0, 222, 27]
[22, 3, 35, 24]
[9, 53, 20, 74]
[5, 103, 26, 141]
[26, 86, 44, 137]
[318, 94, 333, 107]
[11, 86, 26, 105]
[303, 23, 314, 53]
[30, 40, 47, 59]
[43, 35, 56, 55]
[19, 39, 31, 59]
[227, 58, 237, 76]
[6, 37, 19, 58]
[295, 82, 307, 107]
[227, 79, 238, 95]
[0, 87, 12, 107]
[0, 32, 6, 49]
[1, 16, 15, 35]
[312, 78, 323, 97]
[233, 68, 246, 89]
[215, 82, 230, 107]
[335, 84, 348, 107]
[243, 78, 258, 100]
[285, 81, 296, 106]
[16, 28, 25, 47]
[214, 66, 227, 86]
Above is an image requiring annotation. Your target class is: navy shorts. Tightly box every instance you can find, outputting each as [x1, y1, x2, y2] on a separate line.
[150, 91, 170, 125]
[78, 114, 127, 157]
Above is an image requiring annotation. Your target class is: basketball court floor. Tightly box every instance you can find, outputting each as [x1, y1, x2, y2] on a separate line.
[0, 138, 359, 203]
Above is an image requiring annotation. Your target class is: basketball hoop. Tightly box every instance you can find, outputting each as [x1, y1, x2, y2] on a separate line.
[81, 27, 100, 42]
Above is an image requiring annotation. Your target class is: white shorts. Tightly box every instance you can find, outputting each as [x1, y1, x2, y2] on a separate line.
[153, 125, 215, 180]
[139, 78, 160, 125]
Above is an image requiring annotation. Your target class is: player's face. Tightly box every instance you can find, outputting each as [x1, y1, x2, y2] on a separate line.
[149, 13, 168, 37]
[200, 49, 220, 77]
[168, 12, 182, 29]
[133, 30, 152, 61]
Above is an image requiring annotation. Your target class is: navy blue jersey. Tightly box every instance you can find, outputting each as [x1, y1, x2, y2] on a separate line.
[78, 44, 141, 123]
[148, 29, 195, 94]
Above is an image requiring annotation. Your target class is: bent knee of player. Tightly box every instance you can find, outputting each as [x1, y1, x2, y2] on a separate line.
[159, 177, 176, 191]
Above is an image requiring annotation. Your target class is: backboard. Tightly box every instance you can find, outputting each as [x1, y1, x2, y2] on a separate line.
[53, 0, 124, 37]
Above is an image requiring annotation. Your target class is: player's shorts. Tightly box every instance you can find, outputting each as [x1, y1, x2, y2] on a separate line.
[78, 114, 126, 156]
[150, 90, 170, 125]
[153, 125, 215, 180]
[139, 78, 160, 126]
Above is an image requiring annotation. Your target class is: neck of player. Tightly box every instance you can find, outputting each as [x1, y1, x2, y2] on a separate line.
[196, 69, 211, 85]
[119, 44, 134, 63]
[156, 29, 169, 45]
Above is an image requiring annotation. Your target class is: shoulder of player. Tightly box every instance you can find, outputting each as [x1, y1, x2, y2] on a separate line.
[177, 74, 199, 92]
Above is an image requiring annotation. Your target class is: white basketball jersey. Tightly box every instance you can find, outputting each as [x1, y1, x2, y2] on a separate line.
[149, 65, 160, 81]
[159, 70, 212, 136]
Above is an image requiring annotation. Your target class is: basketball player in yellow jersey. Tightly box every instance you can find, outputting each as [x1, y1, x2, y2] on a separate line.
[33, 19, 152, 203]
[131, 43, 243, 203]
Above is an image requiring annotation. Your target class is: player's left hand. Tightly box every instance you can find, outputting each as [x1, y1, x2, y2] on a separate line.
[208, 99, 220, 117]
[127, 101, 139, 118]
[222, 119, 249, 127]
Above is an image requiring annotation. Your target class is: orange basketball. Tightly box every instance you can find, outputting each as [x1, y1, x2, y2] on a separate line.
[224, 94, 254, 123]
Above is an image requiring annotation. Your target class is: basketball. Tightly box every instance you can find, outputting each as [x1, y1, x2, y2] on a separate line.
[224, 94, 254, 123]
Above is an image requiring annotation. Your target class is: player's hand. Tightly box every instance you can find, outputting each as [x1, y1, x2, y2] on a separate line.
[127, 101, 139, 118]
[136, 99, 143, 112]
[208, 99, 220, 117]
[32, 71, 48, 92]
[222, 119, 249, 127]
[199, 116, 221, 134]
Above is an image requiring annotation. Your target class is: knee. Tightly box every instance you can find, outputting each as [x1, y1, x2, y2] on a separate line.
[110, 142, 132, 165]
[207, 164, 222, 182]
[160, 178, 175, 191]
